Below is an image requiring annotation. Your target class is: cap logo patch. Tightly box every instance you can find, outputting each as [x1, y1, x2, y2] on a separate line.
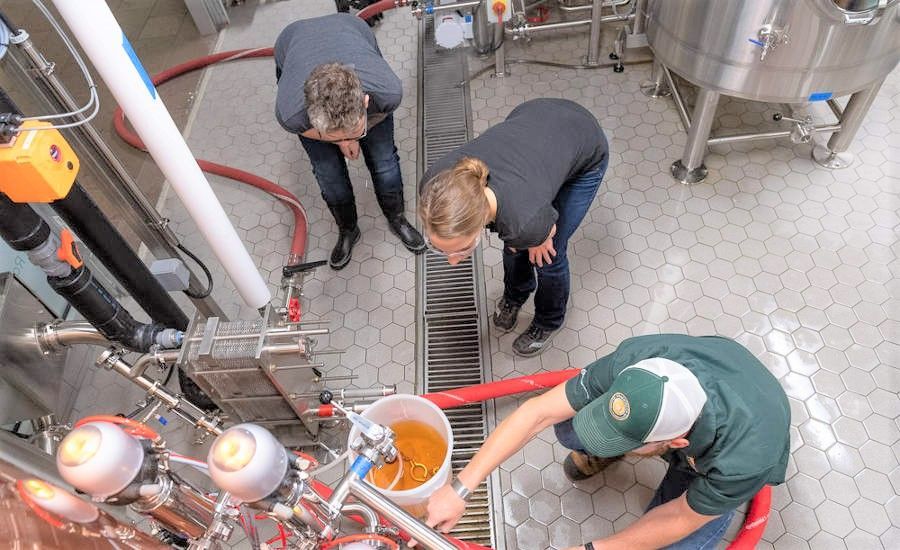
[609, 392, 630, 421]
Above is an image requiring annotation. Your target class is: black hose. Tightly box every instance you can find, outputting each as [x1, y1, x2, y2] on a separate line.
[0, 8, 17, 34]
[0, 193, 166, 353]
[0, 192, 50, 251]
[47, 266, 166, 352]
[177, 243, 213, 300]
[52, 183, 189, 331]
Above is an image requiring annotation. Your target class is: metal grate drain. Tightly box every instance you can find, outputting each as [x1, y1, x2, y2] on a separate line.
[415, 14, 502, 549]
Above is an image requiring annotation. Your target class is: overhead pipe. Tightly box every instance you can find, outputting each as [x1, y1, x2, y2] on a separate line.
[51, 0, 272, 311]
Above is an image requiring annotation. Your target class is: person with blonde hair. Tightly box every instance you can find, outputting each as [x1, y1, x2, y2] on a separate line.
[419, 98, 608, 356]
[275, 14, 425, 270]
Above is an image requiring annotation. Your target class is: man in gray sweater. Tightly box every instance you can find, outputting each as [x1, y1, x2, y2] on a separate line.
[275, 13, 424, 270]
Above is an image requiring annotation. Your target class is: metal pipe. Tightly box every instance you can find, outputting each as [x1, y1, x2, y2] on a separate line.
[557, 0, 629, 11]
[663, 65, 691, 130]
[513, 19, 591, 33]
[707, 123, 842, 146]
[132, 349, 181, 378]
[13, 35, 225, 319]
[36, 320, 111, 352]
[631, 0, 647, 34]
[640, 59, 669, 98]
[681, 88, 720, 170]
[349, 477, 457, 550]
[97, 349, 222, 436]
[342, 503, 379, 533]
[186, 328, 329, 342]
[825, 78, 885, 153]
[493, 21, 506, 76]
[429, 0, 482, 12]
[587, 0, 604, 65]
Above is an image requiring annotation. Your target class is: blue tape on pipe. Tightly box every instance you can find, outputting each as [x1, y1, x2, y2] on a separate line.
[350, 455, 374, 478]
[121, 33, 157, 99]
[808, 92, 833, 102]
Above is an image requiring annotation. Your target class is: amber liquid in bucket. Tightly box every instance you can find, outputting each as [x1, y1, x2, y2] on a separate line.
[368, 420, 447, 491]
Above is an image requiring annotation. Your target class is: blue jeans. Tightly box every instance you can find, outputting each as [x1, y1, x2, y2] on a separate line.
[502, 158, 607, 331]
[298, 114, 404, 209]
[555, 419, 736, 550]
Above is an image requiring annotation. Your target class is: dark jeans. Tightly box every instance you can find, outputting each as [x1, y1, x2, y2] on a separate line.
[502, 160, 607, 330]
[555, 419, 736, 550]
[298, 114, 404, 210]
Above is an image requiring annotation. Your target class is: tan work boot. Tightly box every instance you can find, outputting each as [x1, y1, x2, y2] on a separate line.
[563, 451, 621, 482]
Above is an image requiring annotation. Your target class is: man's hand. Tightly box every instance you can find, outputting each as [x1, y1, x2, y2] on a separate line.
[425, 484, 466, 533]
[528, 225, 557, 267]
[339, 140, 360, 160]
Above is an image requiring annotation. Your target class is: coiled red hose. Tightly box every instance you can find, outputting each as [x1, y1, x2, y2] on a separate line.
[112, 47, 308, 261]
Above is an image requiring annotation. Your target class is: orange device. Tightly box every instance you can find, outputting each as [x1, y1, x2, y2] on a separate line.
[0, 120, 79, 203]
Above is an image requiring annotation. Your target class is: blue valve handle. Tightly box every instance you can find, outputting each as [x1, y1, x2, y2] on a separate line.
[351, 455, 375, 478]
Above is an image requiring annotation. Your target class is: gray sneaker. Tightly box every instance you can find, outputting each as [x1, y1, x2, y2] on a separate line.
[512, 323, 558, 357]
[492, 297, 521, 333]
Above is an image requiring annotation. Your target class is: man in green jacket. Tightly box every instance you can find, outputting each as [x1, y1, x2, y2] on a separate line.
[424, 334, 791, 550]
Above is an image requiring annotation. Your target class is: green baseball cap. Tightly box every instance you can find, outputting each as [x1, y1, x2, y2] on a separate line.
[572, 358, 707, 457]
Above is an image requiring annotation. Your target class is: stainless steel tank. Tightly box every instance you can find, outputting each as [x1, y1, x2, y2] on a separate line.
[645, 0, 900, 103]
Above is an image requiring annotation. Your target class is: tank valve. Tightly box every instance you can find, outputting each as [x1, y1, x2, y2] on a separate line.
[773, 112, 813, 144]
[754, 24, 789, 62]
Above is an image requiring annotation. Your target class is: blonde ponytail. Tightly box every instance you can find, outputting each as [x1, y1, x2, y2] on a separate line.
[419, 157, 492, 240]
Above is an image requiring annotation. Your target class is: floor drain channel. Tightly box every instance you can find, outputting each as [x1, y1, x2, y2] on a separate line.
[415, 15, 501, 549]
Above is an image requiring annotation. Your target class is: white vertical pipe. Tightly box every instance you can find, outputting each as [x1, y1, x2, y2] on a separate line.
[51, 0, 271, 309]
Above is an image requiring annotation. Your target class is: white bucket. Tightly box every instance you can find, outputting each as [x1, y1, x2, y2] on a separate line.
[347, 395, 453, 516]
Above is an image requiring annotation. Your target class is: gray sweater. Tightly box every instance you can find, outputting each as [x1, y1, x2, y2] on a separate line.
[274, 13, 402, 134]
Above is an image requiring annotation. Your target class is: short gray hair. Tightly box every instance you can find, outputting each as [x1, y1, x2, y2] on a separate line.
[304, 63, 365, 135]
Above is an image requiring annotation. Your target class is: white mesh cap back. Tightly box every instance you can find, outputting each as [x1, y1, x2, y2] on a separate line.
[622, 358, 708, 442]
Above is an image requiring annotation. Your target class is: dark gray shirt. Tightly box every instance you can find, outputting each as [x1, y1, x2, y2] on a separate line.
[421, 99, 607, 249]
[274, 13, 402, 134]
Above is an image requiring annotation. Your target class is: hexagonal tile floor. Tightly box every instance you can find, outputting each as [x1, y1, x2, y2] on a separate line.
[70, 1, 898, 549]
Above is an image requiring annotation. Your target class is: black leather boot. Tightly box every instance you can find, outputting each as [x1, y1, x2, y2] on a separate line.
[376, 192, 426, 253]
[327, 202, 361, 270]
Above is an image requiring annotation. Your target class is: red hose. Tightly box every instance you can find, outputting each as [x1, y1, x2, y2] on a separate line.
[727, 485, 771, 549]
[112, 46, 308, 261]
[357, 0, 399, 20]
[74, 415, 159, 440]
[420, 369, 581, 409]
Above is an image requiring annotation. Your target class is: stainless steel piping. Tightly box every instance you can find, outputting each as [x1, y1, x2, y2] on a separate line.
[341, 503, 379, 533]
[430, 0, 482, 12]
[557, 0, 630, 12]
[707, 124, 842, 146]
[587, 0, 604, 65]
[35, 320, 111, 353]
[663, 65, 691, 131]
[493, 21, 506, 76]
[96, 349, 222, 436]
[349, 478, 457, 550]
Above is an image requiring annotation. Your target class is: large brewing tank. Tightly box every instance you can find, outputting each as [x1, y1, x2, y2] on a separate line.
[645, 0, 900, 103]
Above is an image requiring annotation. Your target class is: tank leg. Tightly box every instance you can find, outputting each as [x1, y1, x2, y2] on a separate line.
[812, 78, 885, 169]
[493, 21, 506, 77]
[641, 59, 670, 98]
[586, 0, 603, 66]
[671, 88, 720, 184]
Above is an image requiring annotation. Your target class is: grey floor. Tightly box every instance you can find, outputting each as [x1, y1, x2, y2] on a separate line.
[63, 0, 899, 549]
